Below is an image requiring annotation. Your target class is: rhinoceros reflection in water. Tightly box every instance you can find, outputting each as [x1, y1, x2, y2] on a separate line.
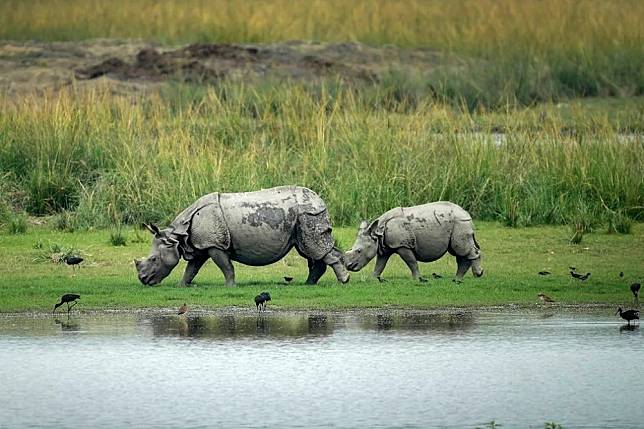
[135, 186, 349, 287]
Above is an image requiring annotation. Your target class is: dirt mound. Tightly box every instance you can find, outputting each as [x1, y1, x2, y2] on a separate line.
[0, 40, 451, 96]
[75, 42, 378, 83]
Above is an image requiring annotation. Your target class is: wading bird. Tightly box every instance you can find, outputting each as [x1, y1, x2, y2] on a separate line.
[616, 308, 639, 326]
[177, 303, 188, 315]
[254, 292, 271, 312]
[570, 271, 591, 281]
[64, 256, 84, 271]
[432, 273, 443, 279]
[53, 294, 80, 314]
[538, 293, 555, 303]
[630, 283, 641, 300]
[538, 271, 551, 276]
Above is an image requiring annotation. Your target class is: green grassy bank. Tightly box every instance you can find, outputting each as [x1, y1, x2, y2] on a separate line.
[0, 222, 641, 313]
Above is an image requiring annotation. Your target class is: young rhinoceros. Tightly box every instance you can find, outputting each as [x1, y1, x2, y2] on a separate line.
[135, 186, 349, 287]
[344, 202, 483, 282]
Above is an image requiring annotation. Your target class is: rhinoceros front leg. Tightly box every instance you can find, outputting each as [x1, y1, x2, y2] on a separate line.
[178, 256, 208, 287]
[305, 259, 327, 285]
[397, 248, 427, 282]
[372, 252, 392, 283]
[208, 248, 235, 287]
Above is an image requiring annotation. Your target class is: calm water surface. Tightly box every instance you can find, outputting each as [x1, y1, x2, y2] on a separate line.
[0, 311, 641, 429]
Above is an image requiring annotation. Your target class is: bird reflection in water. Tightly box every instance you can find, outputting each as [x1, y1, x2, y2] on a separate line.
[54, 318, 81, 332]
[256, 315, 269, 335]
[619, 324, 639, 333]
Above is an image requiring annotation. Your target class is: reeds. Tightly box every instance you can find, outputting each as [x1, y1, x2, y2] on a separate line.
[0, 84, 641, 228]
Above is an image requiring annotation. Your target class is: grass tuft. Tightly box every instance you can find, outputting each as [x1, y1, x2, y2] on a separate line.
[109, 230, 128, 246]
[606, 210, 633, 235]
[33, 242, 81, 264]
[7, 212, 27, 234]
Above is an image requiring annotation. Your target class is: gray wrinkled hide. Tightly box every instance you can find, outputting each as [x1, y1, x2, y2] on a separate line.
[135, 186, 349, 286]
[344, 202, 483, 282]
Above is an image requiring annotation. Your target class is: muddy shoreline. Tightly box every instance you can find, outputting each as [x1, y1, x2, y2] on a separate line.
[0, 303, 620, 319]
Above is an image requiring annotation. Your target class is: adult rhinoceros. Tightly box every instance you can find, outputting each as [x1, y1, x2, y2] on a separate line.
[135, 186, 349, 287]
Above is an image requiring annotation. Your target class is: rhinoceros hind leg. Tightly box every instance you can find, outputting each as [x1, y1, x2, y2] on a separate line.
[305, 259, 327, 285]
[209, 248, 235, 287]
[455, 256, 473, 281]
[397, 248, 427, 282]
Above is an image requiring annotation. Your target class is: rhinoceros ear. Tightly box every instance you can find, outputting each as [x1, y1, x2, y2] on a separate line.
[144, 223, 161, 236]
[366, 219, 383, 238]
[358, 220, 369, 231]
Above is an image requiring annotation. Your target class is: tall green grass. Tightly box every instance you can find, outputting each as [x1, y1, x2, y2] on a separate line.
[0, 0, 642, 106]
[0, 84, 641, 228]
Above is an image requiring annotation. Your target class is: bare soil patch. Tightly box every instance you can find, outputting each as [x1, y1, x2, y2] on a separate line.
[0, 39, 451, 96]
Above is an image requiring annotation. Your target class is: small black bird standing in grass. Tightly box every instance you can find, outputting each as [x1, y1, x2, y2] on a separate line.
[568, 266, 577, 271]
[177, 303, 188, 315]
[53, 294, 80, 314]
[538, 271, 551, 276]
[538, 293, 555, 303]
[616, 307, 639, 326]
[283, 276, 293, 284]
[570, 271, 591, 281]
[64, 256, 84, 271]
[254, 292, 271, 311]
[630, 283, 641, 300]
[619, 271, 625, 278]
[432, 273, 443, 279]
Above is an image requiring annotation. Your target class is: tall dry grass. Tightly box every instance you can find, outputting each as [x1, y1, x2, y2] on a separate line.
[1, 0, 642, 105]
[0, 84, 641, 228]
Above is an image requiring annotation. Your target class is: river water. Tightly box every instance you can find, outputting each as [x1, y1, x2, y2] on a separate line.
[0, 310, 641, 428]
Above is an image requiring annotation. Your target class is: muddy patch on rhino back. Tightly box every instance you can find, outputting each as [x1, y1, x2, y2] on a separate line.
[240, 203, 296, 232]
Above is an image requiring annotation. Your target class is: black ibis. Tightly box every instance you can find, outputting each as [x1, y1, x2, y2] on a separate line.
[432, 273, 443, 279]
[538, 293, 555, 303]
[64, 256, 84, 271]
[570, 271, 591, 281]
[283, 276, 293, 284]
[177, 303, 188, 315]
[619, 271, 624, 278]
[616, 308, 639, 326]
[254, 292, 271, 311]
[630, 283, 641, 299]
[53, 294, 80, 314]
[538, 271, 551, 276]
